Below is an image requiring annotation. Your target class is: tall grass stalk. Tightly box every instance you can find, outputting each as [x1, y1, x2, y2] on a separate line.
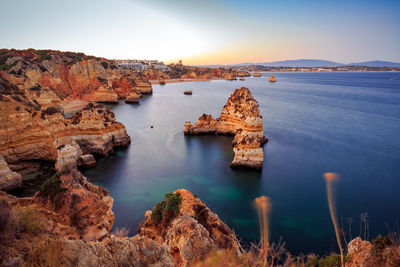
[324, 172, 344, 267]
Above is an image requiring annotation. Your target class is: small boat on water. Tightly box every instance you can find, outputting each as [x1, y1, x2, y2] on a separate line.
[269, 75, 276, 82]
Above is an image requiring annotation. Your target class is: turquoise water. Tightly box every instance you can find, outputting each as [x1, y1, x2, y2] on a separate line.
[83, 72, 400, 255]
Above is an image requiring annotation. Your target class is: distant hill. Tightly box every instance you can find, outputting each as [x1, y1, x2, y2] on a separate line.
[193, 59, 400, 68]
[346, 61, 400, 67]
[256, 59, 343, 67]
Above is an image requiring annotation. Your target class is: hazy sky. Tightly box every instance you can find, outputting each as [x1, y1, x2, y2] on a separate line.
[2, 0, 400, 64]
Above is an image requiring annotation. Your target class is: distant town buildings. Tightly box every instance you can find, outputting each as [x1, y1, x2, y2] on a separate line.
[115, 59, 169, 71]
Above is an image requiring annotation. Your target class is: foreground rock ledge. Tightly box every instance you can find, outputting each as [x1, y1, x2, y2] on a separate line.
[137, 189, 241, 266]
[184, 87, 267, 169]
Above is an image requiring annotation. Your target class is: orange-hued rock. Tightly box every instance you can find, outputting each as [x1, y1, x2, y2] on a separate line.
[125, 91, 141, 104]
[0, 49, 152, 105]
[0, 77, 130, 165]
[0, 155, 22, 191]
[236, 71, 251, 77]
[137, 189, 241, 266]
[184, 87, 267, 169]
[225, 73, 235, 80]
[253, 72, 261, 77]
[269, 75, 276, 82]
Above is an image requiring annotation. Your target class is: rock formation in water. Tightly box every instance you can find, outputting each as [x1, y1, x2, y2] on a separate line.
[253, 72, 261, 77]
[0, 49, 152, 105]
[125, 91, 141, 104]
[269, 75, 276, 82]
[184, 87, 267, 169]
[137, 189, 241, 266]
[183, 90, 192, 95]
[236, 71, 251, 77]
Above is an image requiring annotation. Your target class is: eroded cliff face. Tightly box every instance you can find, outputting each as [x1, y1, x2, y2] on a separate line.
[0, 77, 130, 166]
[184, 87, 267, 169]
[0, 49, 152, 105]
[138, 189, 241, 266]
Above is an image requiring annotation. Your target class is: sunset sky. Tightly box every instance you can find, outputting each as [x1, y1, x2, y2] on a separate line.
[2, 0, 400, 65]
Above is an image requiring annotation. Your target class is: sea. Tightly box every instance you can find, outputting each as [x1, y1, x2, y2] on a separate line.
[82, 72, 400, 255]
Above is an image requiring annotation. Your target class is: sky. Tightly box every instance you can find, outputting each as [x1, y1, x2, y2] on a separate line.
[1, 0, 400, 65]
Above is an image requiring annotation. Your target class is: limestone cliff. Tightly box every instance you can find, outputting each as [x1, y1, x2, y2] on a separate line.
[138, 189, 241, 266]
[184, 87, 267, 169]
[0, 49, 152, 105]
[0, 77, 130, 166]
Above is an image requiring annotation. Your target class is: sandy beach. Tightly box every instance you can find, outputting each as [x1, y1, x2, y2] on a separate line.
[63, 99, 88, 113]
[149, 78, 225, 84]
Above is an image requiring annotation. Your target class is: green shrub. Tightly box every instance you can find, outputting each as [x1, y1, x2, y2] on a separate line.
[371, 235, 393, 256]
[151, 192, 182, 224]
[35, 50, 52, 62]
[39, 171, 66, 196]
[0, 61, 17, 71]
[306, 254, 340, 267]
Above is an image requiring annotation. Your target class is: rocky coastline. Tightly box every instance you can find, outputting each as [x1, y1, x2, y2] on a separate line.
[0, 49, 152, 105]
[1, 49, 398, 267]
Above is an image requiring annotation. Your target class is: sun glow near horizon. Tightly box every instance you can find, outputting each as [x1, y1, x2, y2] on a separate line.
[1, 0, 400, 64]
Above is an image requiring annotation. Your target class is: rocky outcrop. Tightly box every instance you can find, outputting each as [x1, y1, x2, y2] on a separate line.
[25, 235, 174, 267]
[77, 154, 96, 168]
[138, 189, 241, 266]
[0, 155, 22, 191]
[125, 91, 141, 104]
[183, 90, 192, 95]
[269, 75, 276, 82]
[0, 49, 152, 106]
[253, 72, 261, 77]
[346, 237, 400, 267]
[0, 189, 173, 266]
[236, 71, 251, 77]
[184, 87, 267, 169]
[0, 81, 130, 166]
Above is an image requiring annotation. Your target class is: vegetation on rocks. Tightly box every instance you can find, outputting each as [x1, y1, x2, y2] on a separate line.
[35, 50, 52, 62]
[151, 192, 182, 224]
[39, 171, 66, 197]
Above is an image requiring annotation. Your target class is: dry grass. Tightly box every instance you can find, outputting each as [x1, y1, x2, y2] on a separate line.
[112, 227, 130, 237]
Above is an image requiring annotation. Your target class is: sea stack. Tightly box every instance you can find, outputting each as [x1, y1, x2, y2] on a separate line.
[184, 87, 267, 169]
[269, 75, 277, 82]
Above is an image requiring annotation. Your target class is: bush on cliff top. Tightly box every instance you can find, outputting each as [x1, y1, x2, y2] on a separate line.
[35, 50, 52, 62]
[151, 192, 182, 224]
[39, 171, 66, 197]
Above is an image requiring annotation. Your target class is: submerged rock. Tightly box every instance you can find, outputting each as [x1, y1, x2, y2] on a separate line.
[184, 87, 267, 169]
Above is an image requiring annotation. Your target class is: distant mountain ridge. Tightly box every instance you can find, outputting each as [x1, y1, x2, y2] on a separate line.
[255, 59, 343, 67]
[346, 61, 400, 67]
[194, 59, 400, 68]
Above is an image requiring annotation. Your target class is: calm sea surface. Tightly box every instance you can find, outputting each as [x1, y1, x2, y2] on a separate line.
[83, 72, 400, 255]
